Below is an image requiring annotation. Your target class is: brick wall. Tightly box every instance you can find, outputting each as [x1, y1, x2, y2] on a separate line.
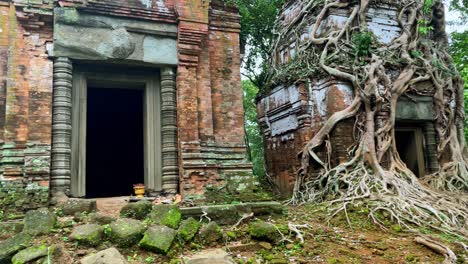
[176, 0, 259, 202]
[257, 80, 356, 195]
[0, 1, 53, 212]
[0, 0, 259, 208]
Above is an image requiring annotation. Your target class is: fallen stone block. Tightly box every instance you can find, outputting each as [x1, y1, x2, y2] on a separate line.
[199, 222, 223, 245]
[120, 200, 153, 220]
[177, 217, 200, 242]
[80, 247, 128, 264]
[0, 221, 24, 240]
[249, 220, 279, 242]
[0, 233, 32, 264]
[109, 218, 146, 247]
[139, 225, 176, 254]
[148, 204, 181, 229]
[70, 224, 104, 246]
[62, 199, 97, 216]
[11, 244, 50, 264]
[182, 249, 235, 264]
[23, 208, 56, 236]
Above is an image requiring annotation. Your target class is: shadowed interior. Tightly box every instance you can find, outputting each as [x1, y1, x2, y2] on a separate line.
[86, 87, 144, 198]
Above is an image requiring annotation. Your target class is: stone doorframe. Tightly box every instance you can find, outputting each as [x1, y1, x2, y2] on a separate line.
[50, 58, 179, 197]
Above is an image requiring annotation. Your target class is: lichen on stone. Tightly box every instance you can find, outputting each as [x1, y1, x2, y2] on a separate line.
[139, 225, 177, 254]
[148, 204, 182, 229]
[177, 217, 200, 242]
[249, 220, 279, 242]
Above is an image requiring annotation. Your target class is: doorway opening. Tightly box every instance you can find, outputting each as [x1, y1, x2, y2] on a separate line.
[86, 87, 145, 198]
[395, 126, 426, 178]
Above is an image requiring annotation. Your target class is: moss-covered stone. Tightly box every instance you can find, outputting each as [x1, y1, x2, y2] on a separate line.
[11, 245, 49, 264]
[120, 200, 153, 220]
[177, 217, 200, 242]
[0, 233, 32, 264]
[56, 217, 75, 228]
[70, 224, 104, 246]
[109, 218, 146, 247]
[139, 225, 176, 254]
[80, 247, 127, 264]
[62, 199, 96, 216]
[89, 213, 115, 225]
[199, 222, 223, 245]
[0, 221, 23, 239]
[0, 180, 49, 218]
[23, 208, 56, 236]
[249, 221, 279, 242]
[148, 204, 181, 229]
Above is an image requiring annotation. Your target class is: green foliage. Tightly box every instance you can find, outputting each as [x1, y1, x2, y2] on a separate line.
[418, 20, 434, 35]
[225, 0, 285, 87]
[418, 0, 435, 36]
[423, 0, 434, 14]
[449, 30, 468, 140]
[144, 256, 156, 263]
[352, 31, 375, 57]
[450, 31, 468, 87]
[102, 224, 112, 237]
[243, 80, 266, 179]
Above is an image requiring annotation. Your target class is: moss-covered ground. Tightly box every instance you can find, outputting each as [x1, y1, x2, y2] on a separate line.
[7, 203, 467, 263]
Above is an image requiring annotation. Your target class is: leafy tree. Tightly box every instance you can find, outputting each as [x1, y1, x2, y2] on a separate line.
[449, 31, 468, 139]
[228, 0, 285, 87]
[242, 80, 266, 179]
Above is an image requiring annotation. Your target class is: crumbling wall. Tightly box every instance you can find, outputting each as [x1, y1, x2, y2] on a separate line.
[177, 0, 262, 202]
[0, 1, 53, 213]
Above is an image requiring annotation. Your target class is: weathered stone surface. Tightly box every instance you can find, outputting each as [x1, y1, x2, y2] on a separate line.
[62, 199, 97, 215]
[0, 181, 49, 216]
[396, 96, 434, 121]
[199, 222, 223, 245]
[139, 225, 176, 254]
[80, 247, 128, 264]
[23, 208, 56, 236]
[11, 245, 49, 264]
[53, 11, 178, 65]
[57, 217, 75, 228]
[177, 217, 200, 242]
[182, 249, 235, 264]
[0, 0, 256, 212]
[70, 224, 104, 246]
[149, 204, 181, 229]
[249, 221, 279, 242]
[180, 202, 285, 225]
[119, 200, 152, 220]
[109, 218, 146, 247]
[0, 233, 32, 264]
[0, 221, 24, 239]
[89, 213, 115, 225]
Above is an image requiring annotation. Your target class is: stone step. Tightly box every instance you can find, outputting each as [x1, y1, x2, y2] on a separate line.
[180, 201, 285, 225]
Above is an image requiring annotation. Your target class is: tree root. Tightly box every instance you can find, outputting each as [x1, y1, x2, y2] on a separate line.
[414, 236, 457, 264]
[268, 0, 468, 238]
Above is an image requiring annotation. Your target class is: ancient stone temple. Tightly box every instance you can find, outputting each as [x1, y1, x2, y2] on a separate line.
[0, 0, 256, 211]
[257, 0, 443, 194]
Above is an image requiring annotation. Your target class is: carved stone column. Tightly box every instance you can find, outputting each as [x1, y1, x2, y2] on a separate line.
[50, 57, 73, 195]
[161, 67, 179, 193]
[424, 122, 439, 173]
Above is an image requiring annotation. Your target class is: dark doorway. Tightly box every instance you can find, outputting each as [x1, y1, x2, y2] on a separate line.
[86, 87, 144, 198]
[395, 127, 425, 178]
